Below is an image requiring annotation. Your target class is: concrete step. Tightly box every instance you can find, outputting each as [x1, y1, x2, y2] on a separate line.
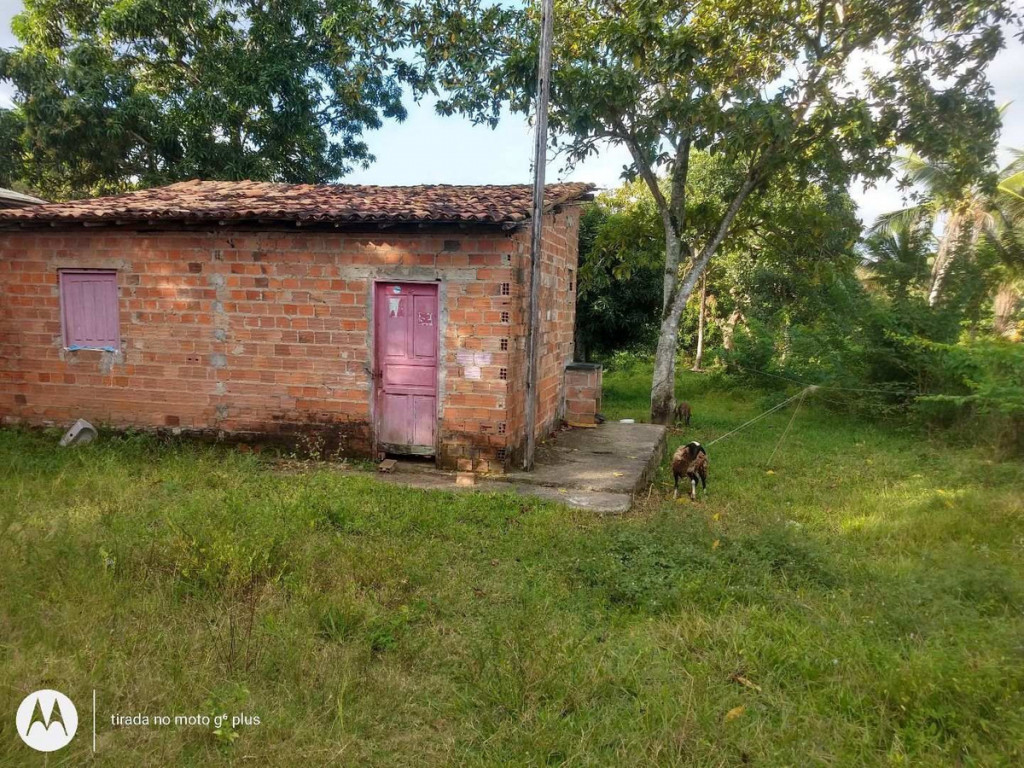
[372, 470, 633, 514]
[366, 421, 667, 513]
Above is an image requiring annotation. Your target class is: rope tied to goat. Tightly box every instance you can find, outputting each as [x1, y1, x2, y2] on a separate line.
[703, 385, 817, 449]
[686, 365, 980, 474]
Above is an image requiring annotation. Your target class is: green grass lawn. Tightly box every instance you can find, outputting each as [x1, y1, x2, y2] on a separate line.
[2, 366, 1023, 766]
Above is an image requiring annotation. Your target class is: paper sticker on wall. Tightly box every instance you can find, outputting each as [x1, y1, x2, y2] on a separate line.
[392, 285, 402, 293]
[388, 297, 404, 317]
[418, 312, 433, 327]
[464, 366, 481, 380]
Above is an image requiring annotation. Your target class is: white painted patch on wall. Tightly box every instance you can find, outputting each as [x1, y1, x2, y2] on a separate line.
[457, 350, 492, 380]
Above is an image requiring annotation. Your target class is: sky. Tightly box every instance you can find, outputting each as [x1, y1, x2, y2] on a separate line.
[1, 0, 1022, 227]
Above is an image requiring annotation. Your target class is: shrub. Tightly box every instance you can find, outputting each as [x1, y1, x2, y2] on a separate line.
[911, 340, 1024, 454]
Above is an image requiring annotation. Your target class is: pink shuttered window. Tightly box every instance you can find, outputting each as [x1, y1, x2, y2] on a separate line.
[59, 269, 120, 350]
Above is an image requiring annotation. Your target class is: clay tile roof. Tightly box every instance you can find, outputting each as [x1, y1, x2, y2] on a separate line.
[0, 180, 594, 227]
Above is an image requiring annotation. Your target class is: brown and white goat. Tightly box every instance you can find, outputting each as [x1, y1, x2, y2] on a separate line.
[672, 441, 708, 501]
[673, 401, 692, 426]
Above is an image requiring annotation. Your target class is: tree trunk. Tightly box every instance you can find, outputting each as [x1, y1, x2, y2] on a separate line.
[649, 241, 717, 422]
[649, 176, 757, 423]
[650, 306, 682, 423]
[691, 274, 707, 371]
[928, 212, 962, 307]
[993, 282, 1019, 338]
[723, 308, 744, 351]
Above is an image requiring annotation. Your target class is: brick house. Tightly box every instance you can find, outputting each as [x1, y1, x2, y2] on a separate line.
[0, 181, 594, 472]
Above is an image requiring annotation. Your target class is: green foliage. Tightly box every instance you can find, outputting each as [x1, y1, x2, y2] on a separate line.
[871, 149, 1024, 310]
[426, 0, 1019, 420]
[726, 316, 778, 374]
[714, 170, 863, 330]
[719, 270, 1024, 454]
[0, 109, 24, 185]
[430, 0, 1014, 190]
[576, 155, 862, 363]
[862, 219, 935, 302]
[581, 162, 1022, 451]
[911, 340, 1024, 451]
[0, 0, 429, 198]
[574, 186, 665, 358]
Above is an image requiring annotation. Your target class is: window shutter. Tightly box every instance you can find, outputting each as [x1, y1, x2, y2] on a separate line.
[60, 270, 120, 350]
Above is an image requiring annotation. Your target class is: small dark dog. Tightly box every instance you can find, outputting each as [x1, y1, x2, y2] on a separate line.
[672, 441, 708, 501]
[673, 401, 692, 426]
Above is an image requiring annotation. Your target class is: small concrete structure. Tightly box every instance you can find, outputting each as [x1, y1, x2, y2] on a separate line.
[371, 420, 667, 513]
[563, 362, 602, 426]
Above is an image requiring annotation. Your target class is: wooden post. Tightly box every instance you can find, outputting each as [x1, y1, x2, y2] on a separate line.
[523, 0, 555, 471]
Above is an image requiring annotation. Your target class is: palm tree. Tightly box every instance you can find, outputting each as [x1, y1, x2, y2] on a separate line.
[871, 149, 1024, 315]
[861, 216, 934, 302]
[990, 150, 1024, 337]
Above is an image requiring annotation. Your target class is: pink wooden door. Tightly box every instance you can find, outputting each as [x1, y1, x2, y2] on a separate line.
[374, 282, 439, 455]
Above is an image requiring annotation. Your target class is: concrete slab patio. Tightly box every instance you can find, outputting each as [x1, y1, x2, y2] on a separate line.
[372, 421, 668, 514]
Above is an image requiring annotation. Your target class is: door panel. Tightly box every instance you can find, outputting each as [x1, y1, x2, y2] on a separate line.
[412, 294, 437, 358]
[384, 365, 436, 388]
[375, 283, 439, 454]
[379, 393, 413, 446]
[411, 395, 436, 447]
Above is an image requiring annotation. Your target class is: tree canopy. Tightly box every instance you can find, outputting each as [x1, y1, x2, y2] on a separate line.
[577, 153, 861, 363]
[0, 0, 430, 199]
[425, 0, 1022, 421]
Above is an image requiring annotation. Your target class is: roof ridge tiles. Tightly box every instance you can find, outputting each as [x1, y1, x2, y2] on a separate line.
[0, 181, 594, 227]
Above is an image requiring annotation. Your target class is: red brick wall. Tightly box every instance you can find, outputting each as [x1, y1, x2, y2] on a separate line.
[506, 207, 581, 447]
[564, 363, 602, 426]
[0, 212, 580, 472]
[537, 208, 580, 438]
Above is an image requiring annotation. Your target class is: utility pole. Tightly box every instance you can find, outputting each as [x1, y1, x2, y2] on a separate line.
[522, 0, 555, 471]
